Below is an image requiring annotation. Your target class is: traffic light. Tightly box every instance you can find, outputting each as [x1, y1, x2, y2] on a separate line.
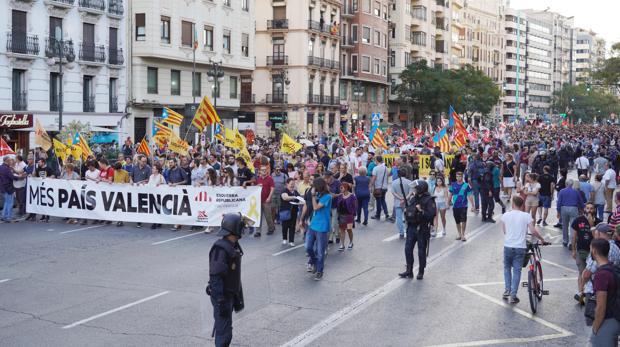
[586, 83, 591, 92]
[560, 113, 567, 118]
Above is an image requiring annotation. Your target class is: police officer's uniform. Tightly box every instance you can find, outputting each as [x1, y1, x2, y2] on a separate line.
[207, 213, 246, 347]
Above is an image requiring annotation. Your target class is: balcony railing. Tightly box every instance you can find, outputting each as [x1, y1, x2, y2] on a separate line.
[436, 18, 446, 30]
[108, 47, 123, 65]
[266, 94, 288, 104]
[266, 55, 288, 66]
[83, 95, 95, 112]
[436, 0, 447, 7]
[45, 38, 75, 59]
[12, 91, 27, 111]
[308, 94, 320, 104]
[6, 32, 40, 56]
[308, 20, 323, 32]
[108, 0, 123, 15]
[308, 20, 335, 34]
[79, 0, 105, 11]
[79, 43, 106, 63]
[320, 95, 339, 105]
[341, 36, 354, 47]
[49, 0, 75, 6]
[267, 19, 288, 30]
[240, 93, 255, 104]
[109, 96, 118, 113]
[308, 56, 322, 67]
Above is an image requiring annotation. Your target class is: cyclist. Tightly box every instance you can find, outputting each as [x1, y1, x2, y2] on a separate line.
[501, 196, 549, 304]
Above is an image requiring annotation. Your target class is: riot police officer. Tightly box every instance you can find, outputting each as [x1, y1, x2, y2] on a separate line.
[399, 180, 436, 280]
[207, 213, 247, 347]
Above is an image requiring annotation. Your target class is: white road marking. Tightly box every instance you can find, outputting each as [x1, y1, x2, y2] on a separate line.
[46, 229, 54, 232]
[151, 232, 202, 245]
[280, 223, 495, 347]
[425, 333, 571, 347]
[382, 234, 401, 242]
[62, 291, 170, 329]
[0, 279, 11, 284]
[59, 225, 105, 235]
[464, 277, 577, 287]
[273, 244, 305, 256]
[541, 259, 578, 273]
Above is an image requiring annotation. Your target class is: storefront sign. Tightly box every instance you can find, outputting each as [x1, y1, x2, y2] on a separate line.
[0, 114, 32, 129]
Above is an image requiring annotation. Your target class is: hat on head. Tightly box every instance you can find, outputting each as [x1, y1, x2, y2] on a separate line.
[596, 223, 613, 234]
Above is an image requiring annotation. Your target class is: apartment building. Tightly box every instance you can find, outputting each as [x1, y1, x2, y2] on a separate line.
[574, 28, 606, 84]
[129, 0, 254, 142]
[502, 9, 527, 121]
[388, 0, 452, 125]
[339, 0, 390, 132]
[0, 0, 127, 151]
[251, 0, 341, 137]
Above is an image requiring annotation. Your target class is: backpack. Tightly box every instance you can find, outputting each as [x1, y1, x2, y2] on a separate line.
[597, 264, 620, 322]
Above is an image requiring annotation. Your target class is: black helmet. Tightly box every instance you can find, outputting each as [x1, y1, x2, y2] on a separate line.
[217, 213, 245, 238]
[412, 180, 429, 195]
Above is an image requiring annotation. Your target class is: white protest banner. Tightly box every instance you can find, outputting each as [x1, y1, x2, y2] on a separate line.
[26, 178, 261, 227]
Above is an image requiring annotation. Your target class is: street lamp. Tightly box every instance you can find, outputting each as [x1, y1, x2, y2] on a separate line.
[46, 27, 75, 133]
[207, 60, 225, 140]
[353, 80, 363, 132]
[272, 69, 290, 133]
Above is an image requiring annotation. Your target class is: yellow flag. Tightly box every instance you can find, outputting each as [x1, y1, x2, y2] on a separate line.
[237, 146, 255, 173]
[280, 133, 302, 154]
[224, 128, 239, 149]
[234, 128, 246, 149]
[168, 132, 189, 156]
[52, 139, 67, 162]
[34, 119, 52, 151]
[71, 144, 82, 160]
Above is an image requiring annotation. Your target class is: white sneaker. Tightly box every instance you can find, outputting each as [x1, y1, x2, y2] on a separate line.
[441, 229, 446, 237]
[431, 231, 437, 238]
[289, 242, 295, 247]
[282, 240, 287, 245]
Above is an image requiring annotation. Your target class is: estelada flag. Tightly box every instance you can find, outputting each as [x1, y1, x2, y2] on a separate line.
[154, 122, 172, 137]
[192, 96, 221, 131]
[432, 127, 451, 153]
[73, 132, 92, 160]
[0, 137, 16, 156]
[339, 129, 349, 146]
[136, 137, 151, 157]
[162, 107, 184, 127]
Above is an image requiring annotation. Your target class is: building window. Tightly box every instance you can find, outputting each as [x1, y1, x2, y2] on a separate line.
[351, 24, 358, 42]
[223, 0, 231, 7]
[181, 21, 193, 47]
[390, 50, 395, 67]
[135, 13, 145, 41]
[373, 58, 380, 75]
[223, 29, 231, 54]
[362, 0, 371, 13]
[242, 0, 249, 11]
[241, 33, 249, 57]
[374, 30, 381, 46]
[383, 5, 388, 20]
[340, 82, 347, 99]
[362, 26, 370, 44]
[374, 1, 381, 16]
[171, 70, 181, 95]
[362, 56, 370, 72]
[382, 60, 387, 76]
[82, 75, 94, 112]
[230, 76, 238, 99]
[203, 26, 214, 51]
[50, 72, 59, 111]
[160, 16, 170, 43]
[109, 78, 118, 112]
[193, 72, 201, 97]
[370, 86, 377, 103]
[147, 67, 158, 94]
[351, 54, 358, 72]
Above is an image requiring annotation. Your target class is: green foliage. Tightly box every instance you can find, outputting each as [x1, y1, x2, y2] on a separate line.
[278, 123, 300, 138]
[593, 42, 620, 90]
[552, 83, 620, 122]
[397, 61, 500, 124]
[58, 120, 92, 144]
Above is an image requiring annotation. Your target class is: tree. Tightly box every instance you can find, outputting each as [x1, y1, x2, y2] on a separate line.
[552, 83, 620, 123]
[451, 66, 501, 124]
[593, 42, 620, 93]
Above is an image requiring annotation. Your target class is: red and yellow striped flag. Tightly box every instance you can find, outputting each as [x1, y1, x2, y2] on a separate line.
[154, 122, 172, 137]
[371, 128, 388, 149]
[191, 96, 221, 132]
[162, 107, 184, 127]
[136, 137, 151, 156]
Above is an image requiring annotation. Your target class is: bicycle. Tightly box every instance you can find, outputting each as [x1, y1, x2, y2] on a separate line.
[521, 240, 550, 314]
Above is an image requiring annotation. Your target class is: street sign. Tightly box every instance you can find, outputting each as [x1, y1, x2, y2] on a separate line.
[371, 113, 380, 127]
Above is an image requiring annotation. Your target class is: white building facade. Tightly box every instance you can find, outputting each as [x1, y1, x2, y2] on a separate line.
[0, 0, 127, 150]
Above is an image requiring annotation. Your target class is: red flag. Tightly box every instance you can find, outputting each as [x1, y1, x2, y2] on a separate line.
[402, 129, 407, 141]
[0, 138, 15, 156]
[339, 129, 350, 146]
[356, 128, 364, 141]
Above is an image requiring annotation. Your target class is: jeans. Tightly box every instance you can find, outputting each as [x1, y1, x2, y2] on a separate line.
[503, 247, 526, 297]
[210, 295, 233, 347]
[2, 192, 14, 221]
[596, 204, 605, 221]
[590, 318, 620, 347]
[405, 224, 429, 271]
[374, 190, 388, 218]
[395, 206, 405, 235]
[560, 206, 579, 245]
[306, 229, 328, 273]
[356, 196, 369, 223]
[470, 181, 480, 210]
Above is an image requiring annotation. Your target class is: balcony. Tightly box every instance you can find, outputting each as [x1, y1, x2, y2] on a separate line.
[240, 93, 255, 104]
[308, 20, 323, 32]
[308, 94, 320, 104]
[44, 0, 75, 10]
[308, 20, 337, 36]
[78, 0, 105, 16]
[267, 19, 288, 30]
[108, 47, 124, 66]
[340, 66, 354, 77]
[308, 56, 323, 67]
[341, 5, 354, 17]
[341, 36, 354, 48]
[436, 18, 448, 31]
[12, 91, 28, 111]
[109, 96, 118, 113]
[6, 32, 40, 58]
[79, 43, 106, 64]
[266, 55, 288, 66]
[108, 0, 123, 17]
[83, 95, 95, 112]
[436, 0, 447, 7]
[266, 94, 288, 104]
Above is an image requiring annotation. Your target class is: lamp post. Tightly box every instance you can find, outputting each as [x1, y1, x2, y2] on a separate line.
[207, 60, 225, 140]
[272, 69, 290, 134]
[46, 27, 75, 133]
[353, 80, 363, 132]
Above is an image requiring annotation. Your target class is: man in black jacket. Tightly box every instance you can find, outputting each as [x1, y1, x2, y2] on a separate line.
[399, 180, 436, 280]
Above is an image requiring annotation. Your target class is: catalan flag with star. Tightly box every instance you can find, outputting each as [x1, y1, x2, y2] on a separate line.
[192, 96, 221, 132]
[73, 132, 92, 160]
[154, 121, 173, 137]
[162, 107, 184, 127]
[432, 127, 451, 153]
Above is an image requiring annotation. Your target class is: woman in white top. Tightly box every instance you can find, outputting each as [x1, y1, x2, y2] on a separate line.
[432, 176, 449, 237]
[592, 174, 606, 220]
[84, 161, 101, 182]
[147, 163, 165, 229]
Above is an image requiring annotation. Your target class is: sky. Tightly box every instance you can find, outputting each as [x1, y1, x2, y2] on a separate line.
[509, 0, 620, 51]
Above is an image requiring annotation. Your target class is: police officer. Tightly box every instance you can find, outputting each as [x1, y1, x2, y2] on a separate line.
[399, 180, 437, 280]
[207, 213, 247, 347]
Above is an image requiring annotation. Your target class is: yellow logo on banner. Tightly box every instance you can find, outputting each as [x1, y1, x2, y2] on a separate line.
[418, 154, 454, 177]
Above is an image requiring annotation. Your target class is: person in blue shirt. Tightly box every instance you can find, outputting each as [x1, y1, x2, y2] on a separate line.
[449, 171, 474, 241]
[306, 177, 332, 281]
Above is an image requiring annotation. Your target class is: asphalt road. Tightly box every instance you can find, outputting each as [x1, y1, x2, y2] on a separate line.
[0, 194, 590, 346]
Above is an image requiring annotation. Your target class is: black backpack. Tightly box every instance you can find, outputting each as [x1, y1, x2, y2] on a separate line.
[598, 264, 620, 322]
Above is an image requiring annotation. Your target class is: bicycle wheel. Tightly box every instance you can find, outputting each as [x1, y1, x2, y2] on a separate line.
[535, 261, 544, 300]
[528, 270, 538, 314]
